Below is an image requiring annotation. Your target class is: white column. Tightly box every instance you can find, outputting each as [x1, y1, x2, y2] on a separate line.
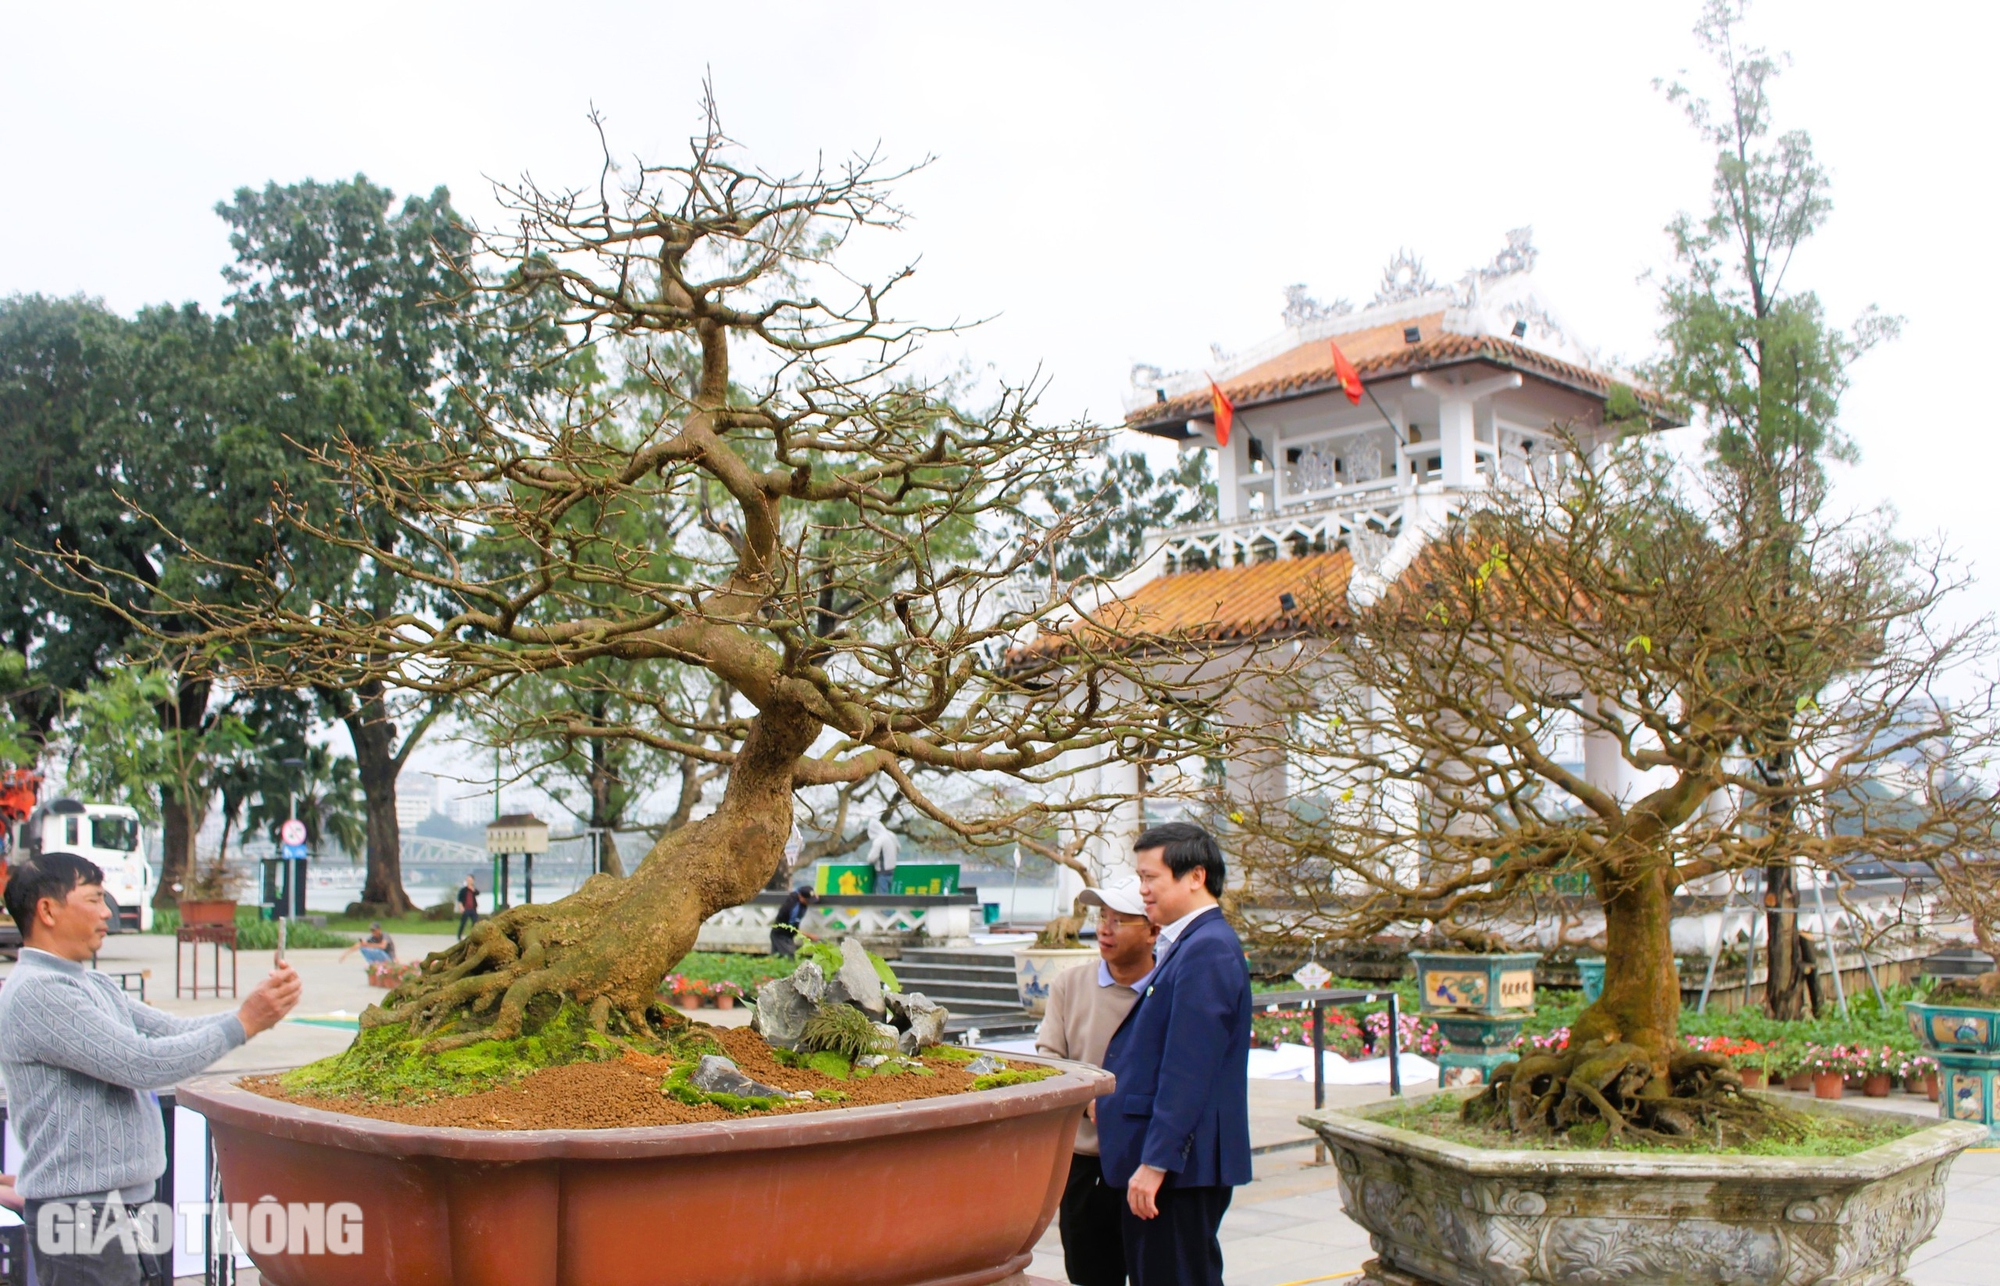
[1211, 419, 1249, 522]
[1438, 396, 1478, 487]
[1581, 695, 1623, 804]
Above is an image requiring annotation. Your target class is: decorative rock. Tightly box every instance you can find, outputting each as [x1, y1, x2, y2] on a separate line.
[827, 936, 887, 1019]
[887, 990, 948, 1055]
[688, 1055, 786, 1101]
[872, 1022, 901, 1051]
[750, 961, 823, 1050]
[965, 1054, 1004, 1077]
[856, 1054, 890, 1070]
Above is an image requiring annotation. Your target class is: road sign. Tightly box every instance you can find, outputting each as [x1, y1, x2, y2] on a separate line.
[280, 819, 307, 847]
[281, 842, 308, 862]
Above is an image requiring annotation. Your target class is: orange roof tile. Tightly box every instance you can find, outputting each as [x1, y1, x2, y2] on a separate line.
[1128, 316, 1664, 434]
[1016, 551, 1354, 662]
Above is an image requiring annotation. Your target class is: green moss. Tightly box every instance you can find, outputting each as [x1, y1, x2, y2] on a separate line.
[803, 1050, 853, 1079]
[919, 1044, 976, 1063]
[659, 1062, 784, 1114]
[279, 1001, 637, 1104]
[1374, 1092, 1919, 1157]
[811, 1088, 848, 1102]
[972, 1068, 1059, 1091]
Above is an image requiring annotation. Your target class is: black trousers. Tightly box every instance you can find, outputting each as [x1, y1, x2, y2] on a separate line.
[770, 927, 800, 957]
[457, 908, 478, 938]
[1058, 1154, 1127, 1286]
[1119, 1180, 1231, 1286]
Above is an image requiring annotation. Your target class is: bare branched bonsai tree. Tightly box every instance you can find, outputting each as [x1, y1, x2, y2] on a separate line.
[78, 104, 1179, 1051]
[1224, 438, 2000, 1140]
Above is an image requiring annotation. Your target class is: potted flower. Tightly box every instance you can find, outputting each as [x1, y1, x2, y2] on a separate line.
[1806, 1045, 1857, 1100]
[177, 853, 241, 928]
[1897, 1053, 1941, 1101]
[663, 974, 709, 1011]
[711, 979, 744, 1011]
[1858, 1045, 1896, 1098]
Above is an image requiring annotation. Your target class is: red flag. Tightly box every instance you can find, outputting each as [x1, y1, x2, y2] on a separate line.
[1208, 378, 1235, 446]
[1330, 340, 1363, 405]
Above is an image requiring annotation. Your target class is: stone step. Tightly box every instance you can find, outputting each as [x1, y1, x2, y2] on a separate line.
[897, 947, 1020, 966]
[895, 977, 1023, 1005]
[892, 962, 1019, 985]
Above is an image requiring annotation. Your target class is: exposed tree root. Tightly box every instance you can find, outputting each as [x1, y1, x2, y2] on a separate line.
[1466, 1039, 1762, 1146]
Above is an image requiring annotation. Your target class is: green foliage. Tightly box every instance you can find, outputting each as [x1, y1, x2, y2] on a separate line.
[231, 911, 353, 951]
[799, 1002, 891, 1061]
[280, 1002, 630, 1103]
[675, 952, 785, 992]
[1028, 447, 1216, 581]
[971, 1067, 1058, 1091]
[1379, 1091, 1916, 1156]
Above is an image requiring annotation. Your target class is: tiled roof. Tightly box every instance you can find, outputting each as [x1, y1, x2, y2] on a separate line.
[1127, 315, 1656, 433]
[1016, 551, 1354, 660]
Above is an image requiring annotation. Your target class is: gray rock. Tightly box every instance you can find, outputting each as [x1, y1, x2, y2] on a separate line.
[750, 961, 823, 1050]
[888, 990, 948, 1055]
[855, 1054, 890, 1070]
[688, 1054, 786, 1101]
[826, 936, 886, 1019]
[964, 1054, 1005, 1077]
[872, 1022, 901, 1052]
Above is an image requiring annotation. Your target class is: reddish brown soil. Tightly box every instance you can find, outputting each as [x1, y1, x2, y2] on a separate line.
[245, 1026, 1037, 1131]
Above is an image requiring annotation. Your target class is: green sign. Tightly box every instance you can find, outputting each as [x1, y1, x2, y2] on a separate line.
[815, 864, 875, 896]
[890, 864, 960, 896]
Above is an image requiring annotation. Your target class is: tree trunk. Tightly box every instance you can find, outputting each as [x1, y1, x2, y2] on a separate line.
[1573, 861, 1680, 1074]
[341, 681, 415, 915]
[156, 787, 198, 909]
[373, 700, 820, 1046]
[1763, 860, 1810, 1019]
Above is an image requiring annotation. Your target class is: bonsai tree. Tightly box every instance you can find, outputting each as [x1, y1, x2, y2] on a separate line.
[92, 101, 1187, 1052]
[1221, 438, 2000, 1138]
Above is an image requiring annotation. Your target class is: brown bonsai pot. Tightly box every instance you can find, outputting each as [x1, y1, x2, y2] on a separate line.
[176, 1056, 1110, 1286]
[179, 899, 238, 928]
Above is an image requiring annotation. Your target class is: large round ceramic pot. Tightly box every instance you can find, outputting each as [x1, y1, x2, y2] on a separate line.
[1012, 946, 1098, 1015]
[176, 1058, 1111, 1286]
[1304, 1089, 1986, 1286]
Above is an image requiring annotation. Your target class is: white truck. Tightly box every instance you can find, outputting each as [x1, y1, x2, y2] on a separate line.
[16, 797, 157, 932]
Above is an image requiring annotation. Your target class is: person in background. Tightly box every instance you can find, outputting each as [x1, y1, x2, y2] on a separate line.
[456, 874, 481, 938]
[339, 921, 397, 966]
[1095, 822, 1252, 1286]
[866, 816, 900, 894]
[771, 885, 815, 957]
[0, 852, 300, 1286]
[1035, 879, 1160, 1286]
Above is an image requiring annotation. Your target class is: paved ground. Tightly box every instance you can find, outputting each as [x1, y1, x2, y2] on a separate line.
[15, 939, 1991, 1285]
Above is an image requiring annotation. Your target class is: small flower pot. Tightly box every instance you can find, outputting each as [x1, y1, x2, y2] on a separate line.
[1737, 1068, 1766, 1090]
[1925, 1072, 1941, 1102]
[1863, 1072, 1892, 1098]
[1812, 1071, 1845, 1100]
[677, 994, 705, 1012]
[714, 994, 736, 1011]
[1785, 1072, 1814, 1092]
[179, 899, 239, 928]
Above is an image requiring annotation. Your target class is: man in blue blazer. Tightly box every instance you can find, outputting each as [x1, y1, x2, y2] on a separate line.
[1096, 821, 1252, 1286]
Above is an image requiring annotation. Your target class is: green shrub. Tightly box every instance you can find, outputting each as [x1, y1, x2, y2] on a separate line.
[799, 1002, 891, 1061]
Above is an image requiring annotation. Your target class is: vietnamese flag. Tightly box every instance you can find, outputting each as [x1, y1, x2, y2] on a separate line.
[1208, 378, 1235, 446]
[1330, 340, 1364, 405]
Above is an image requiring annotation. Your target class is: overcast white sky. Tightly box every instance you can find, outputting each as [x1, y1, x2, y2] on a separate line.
[7, 1, 1997, 807]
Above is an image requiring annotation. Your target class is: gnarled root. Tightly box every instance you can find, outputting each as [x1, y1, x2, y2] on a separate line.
[1468, 1038, 1755, 1145]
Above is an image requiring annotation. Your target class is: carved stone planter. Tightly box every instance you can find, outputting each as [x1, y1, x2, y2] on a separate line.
[1303, 1090, 1985, 1286]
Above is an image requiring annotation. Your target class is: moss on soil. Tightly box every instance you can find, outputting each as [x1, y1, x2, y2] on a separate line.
[278, 1002, 709, 1104]
[972, 1068, 1059, 1091]
[919, 1043, 977, 1063]
[1375, 1092, 1919, 1157]
[660, 1062, 786, 1114]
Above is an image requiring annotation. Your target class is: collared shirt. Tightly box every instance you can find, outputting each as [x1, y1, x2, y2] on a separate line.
[1153, 902, 1218, 967]
[1036, 956, 1151, 1155]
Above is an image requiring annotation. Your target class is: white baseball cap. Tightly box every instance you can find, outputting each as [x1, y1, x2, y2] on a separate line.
[1079, 880, 1147, 917]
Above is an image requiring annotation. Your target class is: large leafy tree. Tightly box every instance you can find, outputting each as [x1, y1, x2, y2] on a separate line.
[146, 105, 1184, 1048]
[1652, 0, 1901, 1018]
[214, 176, 572, 913]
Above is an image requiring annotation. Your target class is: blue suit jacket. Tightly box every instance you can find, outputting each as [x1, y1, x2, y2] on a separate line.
[1096, 907, 1252, 1189]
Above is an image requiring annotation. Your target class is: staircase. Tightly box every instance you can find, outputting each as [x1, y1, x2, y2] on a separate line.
[893, 947, 1038, 1036]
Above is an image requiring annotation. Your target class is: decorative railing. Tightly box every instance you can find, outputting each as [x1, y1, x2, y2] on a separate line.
[1153, 481, 1411, 573]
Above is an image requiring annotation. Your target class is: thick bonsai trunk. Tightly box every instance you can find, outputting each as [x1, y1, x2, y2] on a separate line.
[1572, 861, 1680, 1075]
[371, 702, 817, 1047]
[345, 687, 415, 915]
[1763, 860, 1810, 1020]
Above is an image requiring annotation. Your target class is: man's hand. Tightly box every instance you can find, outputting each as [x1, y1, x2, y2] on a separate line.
[1126, 1163, 1165, 1220]
[237, 963, 302, 1038]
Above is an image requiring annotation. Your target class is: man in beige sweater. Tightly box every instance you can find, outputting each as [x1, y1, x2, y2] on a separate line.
[1036, 880, 1160, 1286]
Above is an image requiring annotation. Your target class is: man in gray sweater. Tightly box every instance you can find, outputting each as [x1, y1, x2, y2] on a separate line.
[0, 851, 300, 1286]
